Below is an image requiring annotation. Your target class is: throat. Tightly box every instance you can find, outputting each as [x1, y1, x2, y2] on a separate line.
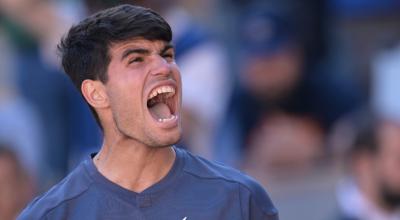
[94, 146, 176, 193]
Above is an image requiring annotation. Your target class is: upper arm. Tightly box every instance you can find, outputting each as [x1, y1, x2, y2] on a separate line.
[238, 181, 279, 220]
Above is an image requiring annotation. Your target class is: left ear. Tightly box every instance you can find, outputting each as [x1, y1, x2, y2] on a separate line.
[81, 79, 109, 109]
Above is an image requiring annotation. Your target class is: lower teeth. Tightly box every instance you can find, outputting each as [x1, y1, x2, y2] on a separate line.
[158, 115, 176, 122]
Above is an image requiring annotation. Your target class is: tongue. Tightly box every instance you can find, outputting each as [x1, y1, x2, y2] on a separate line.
[149, 102, 172, 119]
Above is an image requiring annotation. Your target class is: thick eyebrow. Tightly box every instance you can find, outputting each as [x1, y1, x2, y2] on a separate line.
[120, 44, 174, 61]
[161, 44, 174, 54]
[121, 48, 150, 61]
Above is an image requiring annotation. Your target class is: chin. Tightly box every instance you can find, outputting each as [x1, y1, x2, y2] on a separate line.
[148, 128, 182, 148]
[162, 130, 182, 146]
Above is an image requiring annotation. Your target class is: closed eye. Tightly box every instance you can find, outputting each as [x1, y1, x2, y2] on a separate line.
[128, 57, 144, 64]
[162, 52, 175, 62]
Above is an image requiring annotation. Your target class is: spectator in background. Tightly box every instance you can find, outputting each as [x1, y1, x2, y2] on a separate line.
[335, 111, 400, 220]
[0, 0, 102, 188]
[0, 26, 42, 181]
[243, 112, 324, 178]
[216, 2, 363, 170]
[0, 145, 34, 220]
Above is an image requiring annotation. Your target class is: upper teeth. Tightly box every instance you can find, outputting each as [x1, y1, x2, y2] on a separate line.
[148, 86, 175, 100]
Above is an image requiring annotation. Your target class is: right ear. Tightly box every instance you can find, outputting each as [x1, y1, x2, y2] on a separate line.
[81, 79, 109, 109]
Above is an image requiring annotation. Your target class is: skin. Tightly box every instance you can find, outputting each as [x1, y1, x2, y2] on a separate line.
[241, 46, 303, 101]
[0, 153, 33, 220]
[374, 121, 400, 210]
[354, 121, 400, 212]
[81, 38, 182, 193]
[244, 113, 323, 176]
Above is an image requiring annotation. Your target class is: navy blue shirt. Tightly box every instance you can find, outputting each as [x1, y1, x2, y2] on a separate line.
[18, 147, 278, 220]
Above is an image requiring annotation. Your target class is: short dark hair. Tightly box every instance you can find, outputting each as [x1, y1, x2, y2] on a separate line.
[346, 109, 379, 156]
[58, 4, 172, 127]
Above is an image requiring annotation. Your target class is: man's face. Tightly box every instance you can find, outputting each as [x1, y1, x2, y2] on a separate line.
[375, 122, 400, 209]
[240, 46, 303, 101]
[104, 38, 182, 147]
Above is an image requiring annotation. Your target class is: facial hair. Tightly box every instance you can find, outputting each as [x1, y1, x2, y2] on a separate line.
[379, 181, 400, 211]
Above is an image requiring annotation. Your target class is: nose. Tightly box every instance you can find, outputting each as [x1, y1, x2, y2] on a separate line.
[150, 55, 171, 77]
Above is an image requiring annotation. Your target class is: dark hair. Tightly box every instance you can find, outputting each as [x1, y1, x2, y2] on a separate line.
[347, 109, 379, 156]
[58, 4, 172, 127]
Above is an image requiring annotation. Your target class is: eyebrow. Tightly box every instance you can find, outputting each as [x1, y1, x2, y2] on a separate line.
[161, 44, 174, 55]
[121, 48, 150, 61]
[120, 43, 174, 61]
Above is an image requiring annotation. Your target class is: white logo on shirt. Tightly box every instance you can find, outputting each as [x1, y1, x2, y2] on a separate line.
[182, 217, 187, 220]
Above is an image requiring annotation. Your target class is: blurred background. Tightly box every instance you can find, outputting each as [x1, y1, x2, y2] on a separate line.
[0, 0, 400, 219]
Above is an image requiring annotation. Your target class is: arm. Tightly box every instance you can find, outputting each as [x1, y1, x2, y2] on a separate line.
[239, 181, 279, 220]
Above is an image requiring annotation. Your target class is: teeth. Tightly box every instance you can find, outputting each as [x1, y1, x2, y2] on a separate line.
[148, 86, 175, 100]
[157, 115, 177, 123]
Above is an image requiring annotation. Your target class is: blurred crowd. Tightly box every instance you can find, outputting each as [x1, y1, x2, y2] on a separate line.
[0, 0, 400, 219]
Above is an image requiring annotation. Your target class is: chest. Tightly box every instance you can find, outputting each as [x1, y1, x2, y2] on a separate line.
[48, 187, 244, 220]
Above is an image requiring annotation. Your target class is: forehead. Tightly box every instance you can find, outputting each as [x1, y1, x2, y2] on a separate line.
[378, 121, 400, 153]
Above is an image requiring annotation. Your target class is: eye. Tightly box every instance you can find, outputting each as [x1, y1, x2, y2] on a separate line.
[128, 57, 144, 64]
[162, 52, 175, 62]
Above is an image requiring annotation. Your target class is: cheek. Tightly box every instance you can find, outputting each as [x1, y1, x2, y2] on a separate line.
[172, 64, 182, 83]
[171, 64, 182, 96]
[378, 156, 400, 190]
[108, 78, 144, 114]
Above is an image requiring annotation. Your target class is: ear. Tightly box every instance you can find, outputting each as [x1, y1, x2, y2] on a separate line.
[81, 79, 109, 109]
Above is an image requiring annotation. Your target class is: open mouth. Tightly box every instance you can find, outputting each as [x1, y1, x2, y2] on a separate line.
[147, 85, 177, 123]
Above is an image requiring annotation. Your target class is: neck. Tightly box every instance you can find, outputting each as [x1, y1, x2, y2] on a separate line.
[93, 136, 176, 193]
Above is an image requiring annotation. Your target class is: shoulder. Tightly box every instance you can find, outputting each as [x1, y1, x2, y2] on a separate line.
[178, 148, 279, 217]
[17, 160, 93, 220]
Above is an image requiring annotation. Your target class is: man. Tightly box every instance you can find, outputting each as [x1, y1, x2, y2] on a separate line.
[18, 4, 278, 220]
[336, 111, 400, 220]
